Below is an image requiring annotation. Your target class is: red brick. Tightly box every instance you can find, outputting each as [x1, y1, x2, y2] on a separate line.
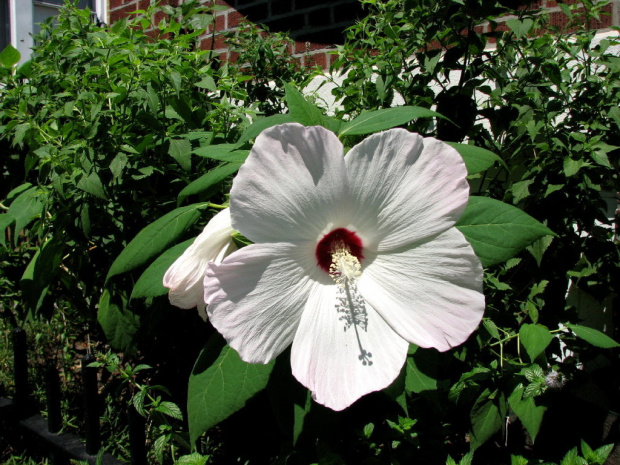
[474, 25, 486, 34]
[213, 34, 227, 50]
[305, 53, 327, 69]
[153, 10, 167, 26]
[549, 10, 571, 30]
[546, 0, 579, 7]
[228, 10, 244, 28]
[294, 40, 329, 54]
[518, 0, 542, 10]
[215, 13, 226, 32]
[200, 37, 214, 50]
[109, 3, 137, 23]
[229, 51, 240, 63]
[109, 0, 124, 9]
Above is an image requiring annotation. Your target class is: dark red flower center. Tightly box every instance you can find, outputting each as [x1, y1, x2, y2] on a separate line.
[315, 228, 365, 273]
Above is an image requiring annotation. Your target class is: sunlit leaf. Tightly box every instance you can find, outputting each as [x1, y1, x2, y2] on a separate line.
[456, 196, 555, 267]
[106, 203, 208, 281]
[519, 324, 553, 361]
[566, 324, 619, 348]
[188, 334, 275, 444]
[131, 238, 193, 299]
[339, 106, 445, 136]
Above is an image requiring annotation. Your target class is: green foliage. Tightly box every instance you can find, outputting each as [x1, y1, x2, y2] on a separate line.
[187, 334, 275, 444]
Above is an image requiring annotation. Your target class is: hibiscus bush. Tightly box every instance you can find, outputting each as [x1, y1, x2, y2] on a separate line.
[1, 0, 619, 464]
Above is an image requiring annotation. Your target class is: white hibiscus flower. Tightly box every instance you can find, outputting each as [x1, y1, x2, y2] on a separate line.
[204, 123, 485, 411]
[163, 208, 236, 320]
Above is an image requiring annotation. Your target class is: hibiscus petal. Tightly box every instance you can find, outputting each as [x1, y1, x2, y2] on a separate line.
[205, 242, 317, 364]
[291, 280, 409, 411]
[345, 129, 469, 251]
[230, 124, 353, 243]
[163, 208, 236, 316]
[359, 228, 485, 352]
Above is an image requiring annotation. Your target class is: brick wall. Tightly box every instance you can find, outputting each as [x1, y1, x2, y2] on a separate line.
[203, 0, 364, 67]
[107, 0, 363, 68]
[107, 0, 620, 68]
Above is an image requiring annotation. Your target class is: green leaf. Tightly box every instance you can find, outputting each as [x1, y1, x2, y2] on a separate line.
[510, 179, 534, 203]
[0, 44, 20, 68]
[508, 384, 546, 442]
[338, 106, 445, 137]
[561, 447, 587, 465]
[156, 401, 183, 420]
[178, 163, 241, 204]
[196, 74, 217, 91]
[293, 390, 312, 446]
[470, 389, 502, 449]
[404, 346, 439, 393]
[456, 196, 555, 267]
[447, 143, 506, 175]
[526, 235, 553, 267]
[588, 443, 614, 464]
[8, 186, 45, 242]
[563, 157, 586, 177]
[97, 289, 139, 353]
[483, 319, 501, 340]
[176, 453, 209, 465]
[16, 60, 32, 79]
[188, 334, 275, 444]
[110, 152, 129, 179]
[168, 138, 193, 170]
[77, 171, 108, 200]
[106, 203, 209, 281]
[20, 237, 64, 313]
[236, 114, 294, 146]
[519, 324, 553, 361]
[131, 238, 193, 299]
[506, 18, 534, 38]
[193, 145, 249, 163]
[285, 83, 327, 127]
[566, 324, 620, 348]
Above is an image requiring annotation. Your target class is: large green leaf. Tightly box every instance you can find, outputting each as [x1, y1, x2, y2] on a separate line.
[188, 335, 275, 444]
[106, 203, 208, 281]
[456, 196, 555, 267]
[97, 289, 139, 353]
[8, 186, 45, 242]
[193, 145, 249, 163]
[506, 18, 534, 38]
[284, 83, 340, 132]
[236, 114, 294, 145]
[338, 106, 444, 136]
[508, 384, 546, 442]
[470, 389, 503, 449]
[285, 83, 326, 127]
[77, 171, 108, 200]
[20, 236, 64, 313]
[519, 324, 553, 361]
[404, 345, 439, 393]
[566, 324, 620, 348]
[177, 163, 241, 204]
[0, 44, 20, 68]
[131, 238, 193, 299]
[168, 138, 192, 170]
[447, 143, 506, 175]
